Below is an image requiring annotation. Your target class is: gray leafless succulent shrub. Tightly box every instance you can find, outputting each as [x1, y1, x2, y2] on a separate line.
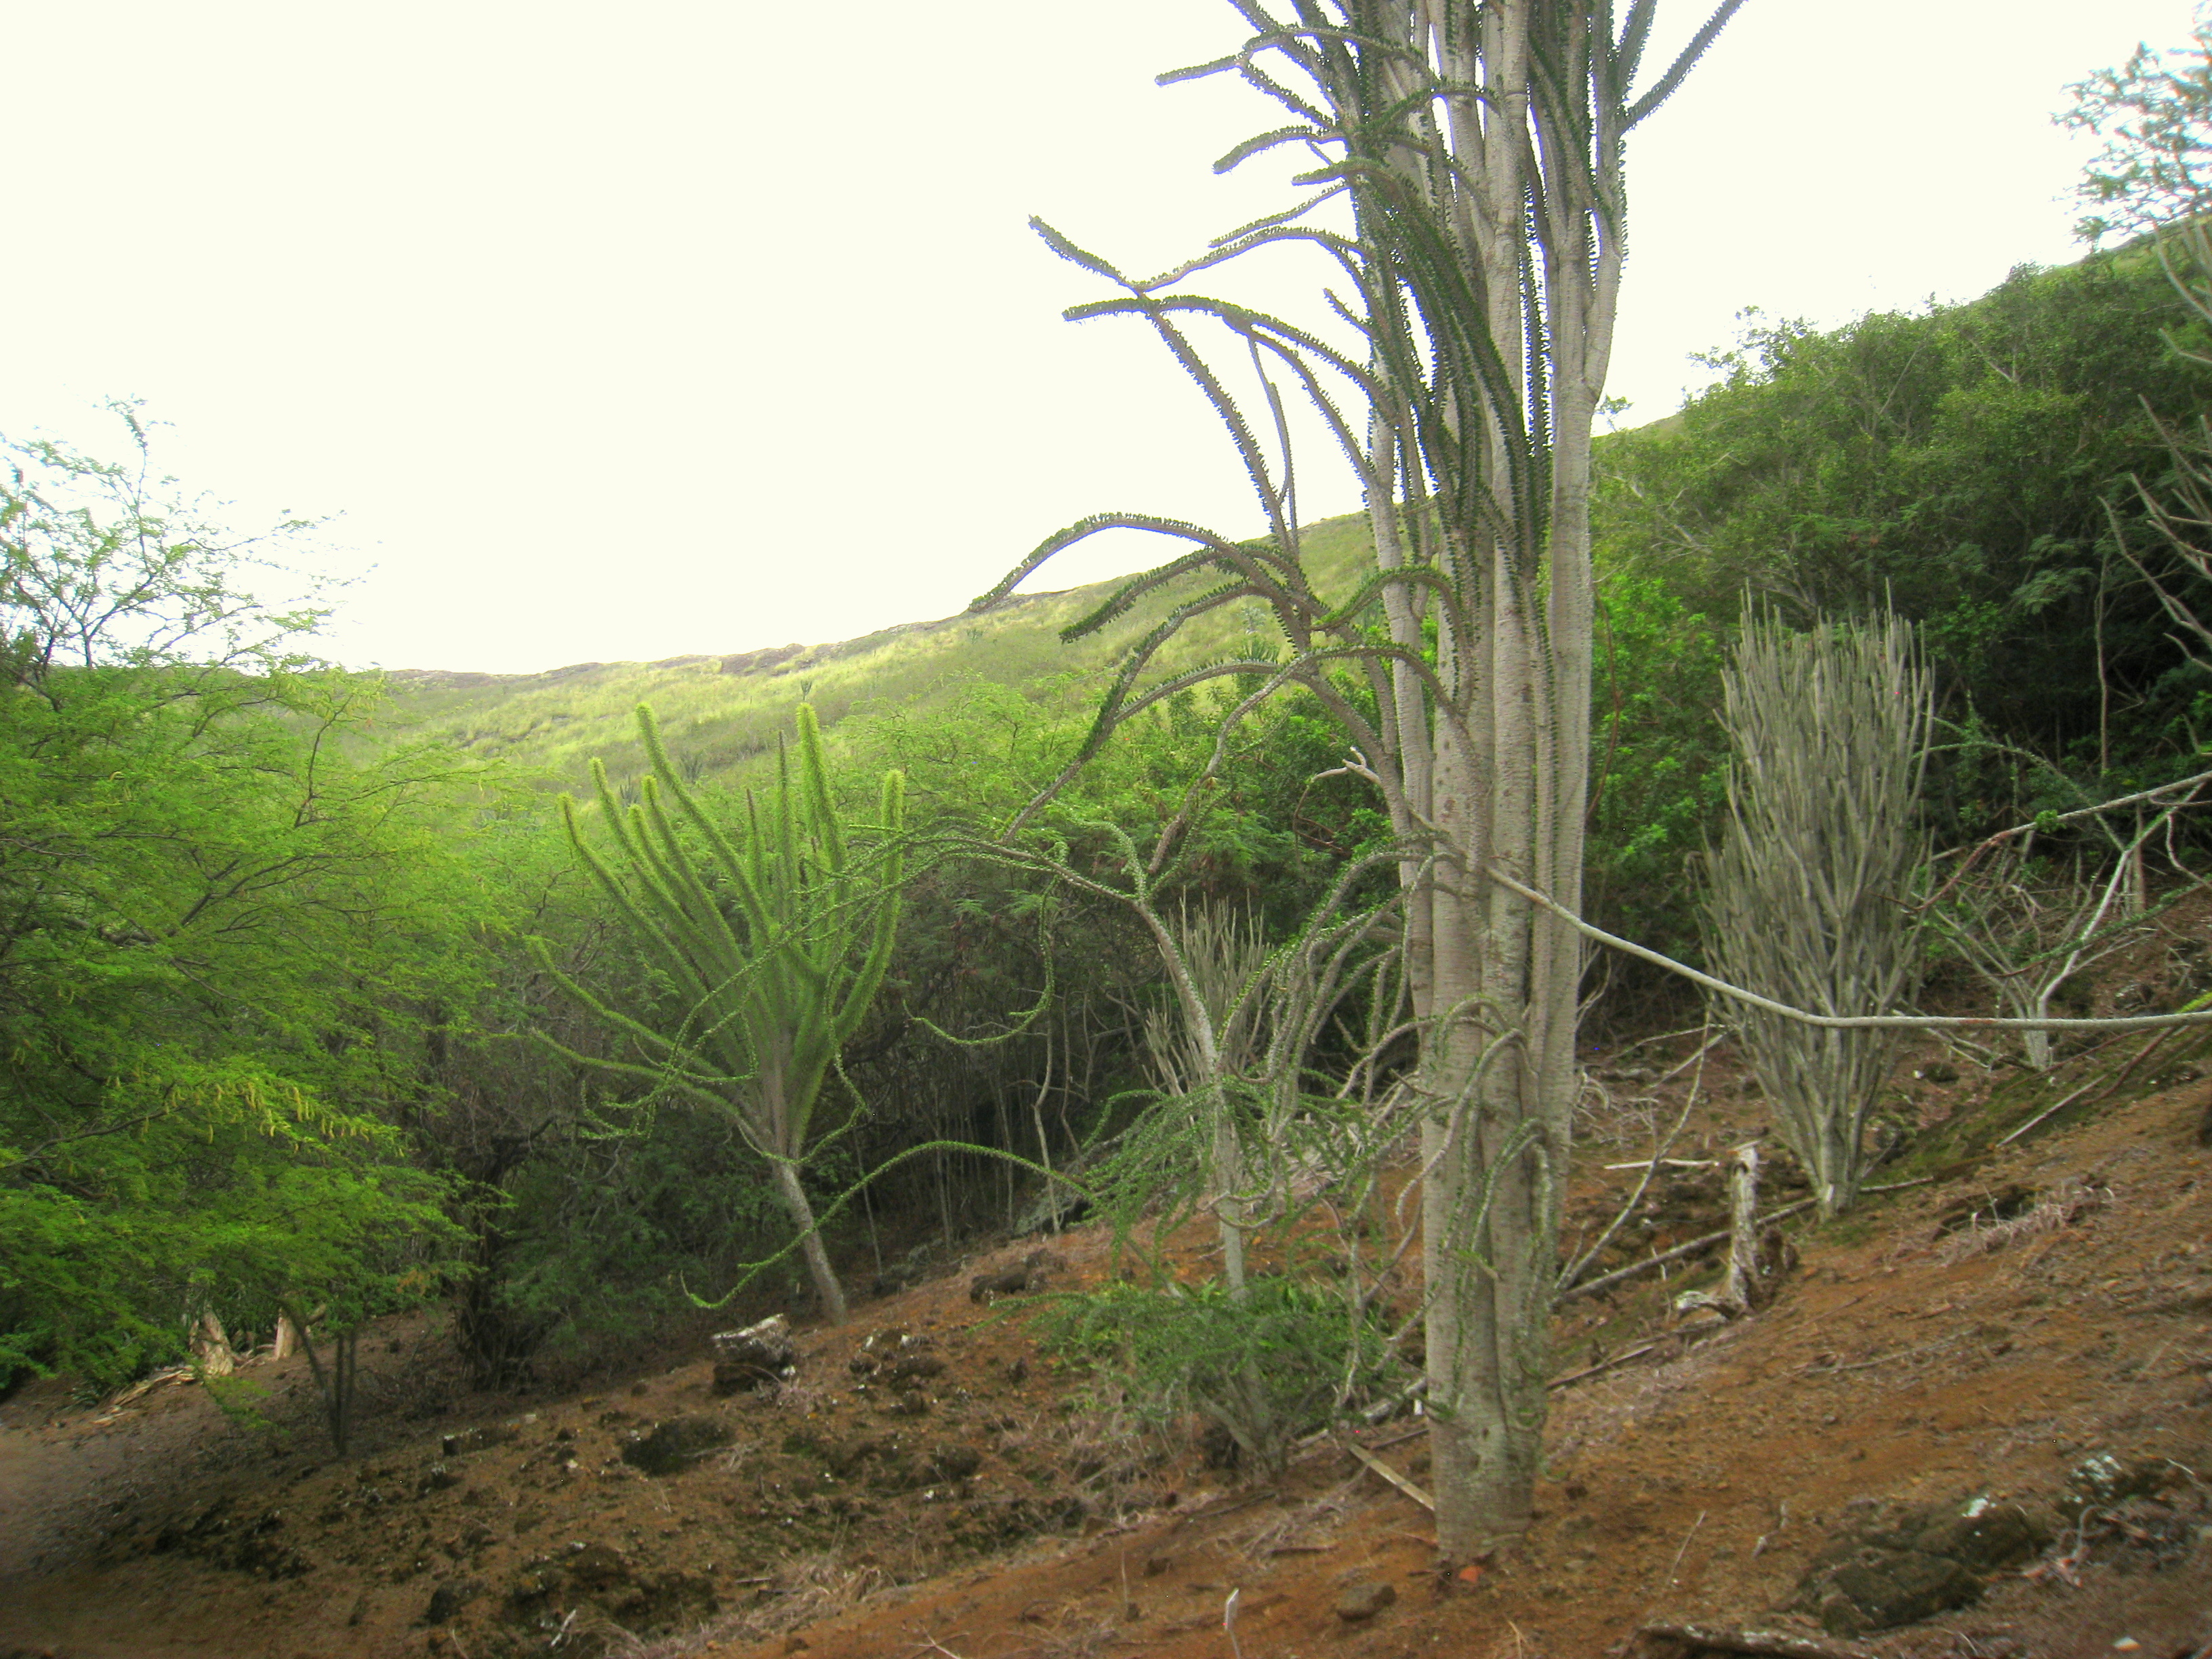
[1703, 613, 1932, 1216]
[1927, 852, 2151, 1071]
[1141, 901, 1275, 1294]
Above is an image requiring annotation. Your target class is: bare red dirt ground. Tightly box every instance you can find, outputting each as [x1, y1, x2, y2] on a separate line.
[3, 1030, 2209, 1659]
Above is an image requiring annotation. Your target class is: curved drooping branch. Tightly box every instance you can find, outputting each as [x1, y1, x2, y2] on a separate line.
[1489, 862, 2212, 1035]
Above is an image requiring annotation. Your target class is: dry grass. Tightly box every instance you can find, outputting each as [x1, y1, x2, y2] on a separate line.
[1225, 1479, 1357, 1561]
[762, 1378, 837, 1416]
[1017, 1608, 1137, 1659]
[1573, 1076, 1668, 1150]
[628, 1551, 890, 1658]
[1935, 1178, 2115, 1265]
[991, 1395, 1164, 1509]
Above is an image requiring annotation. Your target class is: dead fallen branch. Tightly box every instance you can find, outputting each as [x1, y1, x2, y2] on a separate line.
[1361, 1423, 1428, 1452]
[1335, 1433, 1434, 1512]
[92, 1365, 195, 1420]
[1557, 1169, 1942, 1307]
[1998, 1023, 2181, 1147]
[1557, 1200, 1815, 1305]
[1602, 1158, 1719, 1171]
[1547, 1341, 1663, 1391]
[1801, 1337, 1958, 1376]
[1616, 1023, 1718, 1056]
[1561, 1024, 1715, 1294]
[1672, 1143, 1775, 1321]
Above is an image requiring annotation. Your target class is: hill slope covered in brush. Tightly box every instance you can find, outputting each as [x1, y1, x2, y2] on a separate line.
[374, 514, 1377, 789]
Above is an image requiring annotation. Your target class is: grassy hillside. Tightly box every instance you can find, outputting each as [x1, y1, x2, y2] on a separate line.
[375, 511, 1375, 787]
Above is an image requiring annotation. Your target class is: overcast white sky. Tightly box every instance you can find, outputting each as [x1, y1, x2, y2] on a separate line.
[1, 2, 2200, 674]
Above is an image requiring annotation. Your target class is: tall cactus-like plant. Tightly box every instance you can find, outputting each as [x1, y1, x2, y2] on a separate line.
[1703, 615, 1930, 1218]
[1141, 902, 1274, 1296]
[543, 703, 904, 1324]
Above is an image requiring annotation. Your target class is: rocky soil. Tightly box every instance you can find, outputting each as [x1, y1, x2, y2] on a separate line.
[3, 1012, 2211, 1659]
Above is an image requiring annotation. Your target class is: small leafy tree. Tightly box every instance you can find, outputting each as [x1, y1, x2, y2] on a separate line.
[539, 705, 904, 1324]
[1041, 1275, 1389, 1478]
[1141, 902, 1274, 1294]
[1702, 613, 1931, 1216]
[2060, 17, 2212, 244]
[0, 409, 470, 1397]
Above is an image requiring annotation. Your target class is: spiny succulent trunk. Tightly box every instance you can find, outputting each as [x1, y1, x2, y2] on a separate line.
[1416, 670, 1570, 1559]
[1214, 1093, 1250, 1298]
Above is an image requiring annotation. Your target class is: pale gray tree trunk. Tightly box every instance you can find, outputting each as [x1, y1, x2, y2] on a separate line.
[771, 1157, 848, 1326]
[1340, 0, 1616, 1555]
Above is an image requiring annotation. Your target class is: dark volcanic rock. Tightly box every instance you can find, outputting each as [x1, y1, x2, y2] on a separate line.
[569, 1542, 632, 1589]
[417, 1462, 461, 1495]
[424, 1576, 487, 1624]
[1335, 1581, 1398, 1621]
[621, 1416, 735, 1476]
[2062, 1452, 2171, 1514]
[155, 1498, 314, 1580]
[1911, 1499, 2047, 1570]
[1796, 1492, 2049, 1636]
[928, 1445, 982, 1481]
[1198, 1422, 1240, 1469]
[1812, 1550, 1981, 1635]
[825, 1436, 888, 1478]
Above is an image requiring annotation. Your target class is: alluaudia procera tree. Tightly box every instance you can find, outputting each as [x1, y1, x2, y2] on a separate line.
[539, 705, 903, 1325]
[1702, 615, 1932, 1218]
[974, 1, 1740, 1554]
[1141, 902, 1274, 1296]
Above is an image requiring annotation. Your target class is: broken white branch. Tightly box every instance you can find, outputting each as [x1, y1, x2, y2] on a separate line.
[1336, 1433, 1435, 1512]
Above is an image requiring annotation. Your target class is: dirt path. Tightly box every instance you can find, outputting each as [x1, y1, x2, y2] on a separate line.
[0, 1356, 332, 1656]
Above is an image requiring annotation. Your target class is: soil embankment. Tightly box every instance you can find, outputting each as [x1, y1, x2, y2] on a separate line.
[2, 1062, 2209, 1659]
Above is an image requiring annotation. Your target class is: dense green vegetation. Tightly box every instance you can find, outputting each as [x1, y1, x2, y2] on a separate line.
[1597, 251, 2212, 777]
[1581, 245, 2212, 966]
[12, 216, 2212, 1415]
[542, 703, 909, 1324]
[0, 415, 481, 1389]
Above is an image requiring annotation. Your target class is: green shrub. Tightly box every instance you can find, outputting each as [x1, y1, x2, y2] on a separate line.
[1038, 1275, 1393, 1477]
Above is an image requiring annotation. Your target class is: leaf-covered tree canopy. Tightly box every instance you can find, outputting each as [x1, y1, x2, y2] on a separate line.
[2061, 17, 2212, 245]
[0, 411, 482, 1388]
[1593, 253, 2212, 786]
